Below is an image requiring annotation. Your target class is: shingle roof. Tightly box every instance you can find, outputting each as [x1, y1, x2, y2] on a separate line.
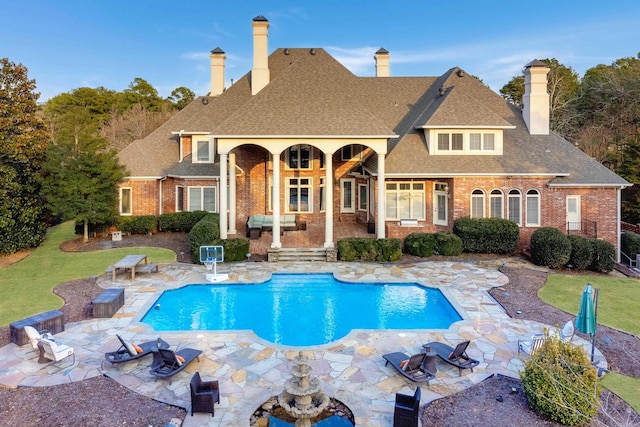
[119, 48, 630, 187]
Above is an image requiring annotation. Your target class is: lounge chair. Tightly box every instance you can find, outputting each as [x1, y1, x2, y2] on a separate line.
[422, 340, 480, 376]
[37, 338, 74, 365]
[150, 347, 202, 379]
[550, 320, 575, 342]
[104, 334, 170, 364]
[24, 325, 55, 350]
[382, 352, 434, 384]
[190, 371, 220, 416]
[518, 334, 545, 356]
[393, 386, 421, 427]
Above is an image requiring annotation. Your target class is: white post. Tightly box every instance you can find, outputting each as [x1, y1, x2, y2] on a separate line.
[219, 153, 228, 240]
[377, 153, 386, 239]
[324, 152, 334, 248]
[229, 151, 237, 235]
[271, 151, 282, 248]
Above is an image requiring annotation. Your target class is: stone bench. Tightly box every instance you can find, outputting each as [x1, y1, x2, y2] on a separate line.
[10, 310, 65, 346]
[92, 288, 125, 318]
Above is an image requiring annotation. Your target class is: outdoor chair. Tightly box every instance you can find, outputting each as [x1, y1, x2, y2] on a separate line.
[382, 352, 434, 384]
[37, 338, 74, 366]
[104, 334, 170, 364]
[393, 386, 421, 427]
[518, 334, 545, 356]
[190, 371, 220, 416]
[422, 340, 480, 376]
[24, 325, 55, 350]
[150, 347, 202, 379]
[550, 320, 575, 342]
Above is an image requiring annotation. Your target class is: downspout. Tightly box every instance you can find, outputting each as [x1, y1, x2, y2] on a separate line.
[617, 187, 622, 263]
[159, 176, 168, 216]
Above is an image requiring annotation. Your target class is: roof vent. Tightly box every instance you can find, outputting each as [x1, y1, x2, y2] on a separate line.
[284, 48, 290, 55]
[438, 87, 446, 96]
[457, 69, 464, 77]
[309, 48, 316, 55]
[202, 97, 209, 105]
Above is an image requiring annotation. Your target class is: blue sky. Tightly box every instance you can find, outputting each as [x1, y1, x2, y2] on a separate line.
[2, 1, 639, 102]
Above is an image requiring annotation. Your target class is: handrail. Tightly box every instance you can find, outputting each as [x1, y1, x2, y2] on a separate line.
[620, 251, 635, 268]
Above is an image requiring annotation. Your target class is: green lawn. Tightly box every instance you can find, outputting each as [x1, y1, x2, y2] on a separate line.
[540, 273, 640, 412]
[0, 222, 176, 326]
[540, 274, 640, 336]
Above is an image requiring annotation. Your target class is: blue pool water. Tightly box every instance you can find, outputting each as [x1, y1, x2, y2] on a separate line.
[141, 273, 461, 346]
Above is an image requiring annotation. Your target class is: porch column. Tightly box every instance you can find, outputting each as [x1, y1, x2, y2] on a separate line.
[219, 152, 228, 240]
[324, 152, 334, 248]
[271, 150, 282, 248]
[377, 153, 386, 239]
[228, 151, 237, 234]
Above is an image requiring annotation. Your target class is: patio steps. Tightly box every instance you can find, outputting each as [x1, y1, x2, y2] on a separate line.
[268, 247, 335, 262]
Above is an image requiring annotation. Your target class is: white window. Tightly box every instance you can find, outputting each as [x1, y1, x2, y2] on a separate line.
[437, 133, 463, 151]
[176, 186, 184, 212]
[286, 145, 312, 169]
[526, 189, 540, 226]
[567, 195, 581, 231]
[192, 137, 214, 163]
[489, 189, 503, 218]
[119, 187, 132, 215]
[341, 144, 363, 160]
[470, 133, 495, 151]
[188, 187, 216, 212]
[287, 178, 312, 213]
[385, 182, 425, 220]
[508, 189, 522, 225]
[319, 177, 326, 212]
[358, 184, 368, 211]
[341, 179, 355, 213]
[433, 182, 448, 226]
[470, 189, 485, 218]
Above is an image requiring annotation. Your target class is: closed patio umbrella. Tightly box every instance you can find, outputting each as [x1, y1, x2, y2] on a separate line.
[575, 283, 599, 362]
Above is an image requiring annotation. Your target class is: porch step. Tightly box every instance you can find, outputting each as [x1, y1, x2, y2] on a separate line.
[268, 248, 334, 262]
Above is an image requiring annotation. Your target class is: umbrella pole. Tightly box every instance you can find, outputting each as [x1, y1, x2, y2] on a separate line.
[591, 288, 600, 363]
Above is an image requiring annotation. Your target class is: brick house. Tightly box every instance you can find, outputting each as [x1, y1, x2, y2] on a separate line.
[118, 16, 630, 257]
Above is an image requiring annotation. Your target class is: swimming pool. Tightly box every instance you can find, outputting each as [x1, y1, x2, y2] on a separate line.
[141, 273, 462, 346]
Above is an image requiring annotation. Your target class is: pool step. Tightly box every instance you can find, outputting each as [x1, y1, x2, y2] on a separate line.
[268, 247, 337, 262]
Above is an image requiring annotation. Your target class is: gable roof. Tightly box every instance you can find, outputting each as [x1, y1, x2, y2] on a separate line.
[118, 47, 629, 188]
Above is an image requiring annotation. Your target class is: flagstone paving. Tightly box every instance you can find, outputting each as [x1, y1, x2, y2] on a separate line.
[0, 261, 606, 426]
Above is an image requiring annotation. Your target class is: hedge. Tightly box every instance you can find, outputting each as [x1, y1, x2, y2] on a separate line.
[118, 215, 157, 235]
[567, 235, 593, 270]
[404, 232, 462, 257]
[158, 211, 208, 232]
[337, 238, 402, 262]
[188, 213, 220, 263]
[588, 238, 615, 273]
[530, 227, 571, 268]
[621, 231, 640, 260]
[453, 217, 519, 254]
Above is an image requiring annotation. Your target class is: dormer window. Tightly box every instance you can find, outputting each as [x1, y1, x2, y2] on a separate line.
[438, 133, 463, 151]
[193, 137, 214, 163]
[429, 129, 503, 155]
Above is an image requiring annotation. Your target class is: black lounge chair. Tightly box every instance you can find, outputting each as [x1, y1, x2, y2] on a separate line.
[150, 347, 202, 378]
[393, 386, 421, 427]
[422, 340, 480, 376]
[104, 335, 169, 364]
[382, 352, 434, 384]
[190, 371, 220, 416]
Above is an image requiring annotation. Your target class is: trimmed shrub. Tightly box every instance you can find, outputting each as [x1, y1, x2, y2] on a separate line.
[118, 215, 157, 235]
[453, 217, 519, 254]
[337, 238, 401, 262]
[567, 235, 593, 270]
[188, 213, 220, 263]
[520, 334, 600, 426]
[621, 231, 640, 259]
[214, 238, 250, 262]
[588, 238, 616, 273]
[530, 227, 571, 268]
[435, 232, 463, 256]
[404, 233, 437, 257]
[158, 211, 208, 232]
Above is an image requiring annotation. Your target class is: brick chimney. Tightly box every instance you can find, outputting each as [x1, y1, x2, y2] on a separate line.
[209, 47, 226, 96]
[522, 60, 550, 135]
[375, 48, 390, 77]
[251, 15, 270, 95]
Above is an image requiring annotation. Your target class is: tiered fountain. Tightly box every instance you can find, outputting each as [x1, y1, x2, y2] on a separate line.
[278, 351, 330, 427]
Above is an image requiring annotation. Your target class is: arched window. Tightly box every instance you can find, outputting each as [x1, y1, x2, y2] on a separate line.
[507, 189, 522, 225]
[526, 189, 540, 226]
[490, 189, 503, 218]
[470, 189, 485, 218]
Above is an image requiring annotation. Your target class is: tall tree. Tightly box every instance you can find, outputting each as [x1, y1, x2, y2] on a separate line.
[0, 58, 48, 254]
[41, 135, 126, 242]
[119, 77, 165, 112]
[100, 103, 175, 152]
[167, 86, 195, 110]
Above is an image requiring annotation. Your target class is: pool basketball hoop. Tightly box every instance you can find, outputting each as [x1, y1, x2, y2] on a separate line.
[199, 246, 228, 282]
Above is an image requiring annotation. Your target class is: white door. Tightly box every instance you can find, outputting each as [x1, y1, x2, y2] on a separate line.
[433, 183, 448, 226]
[566, 195, 581, 231]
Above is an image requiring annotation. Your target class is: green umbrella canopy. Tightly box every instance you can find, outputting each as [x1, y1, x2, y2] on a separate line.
[576, 283, 597, 335]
